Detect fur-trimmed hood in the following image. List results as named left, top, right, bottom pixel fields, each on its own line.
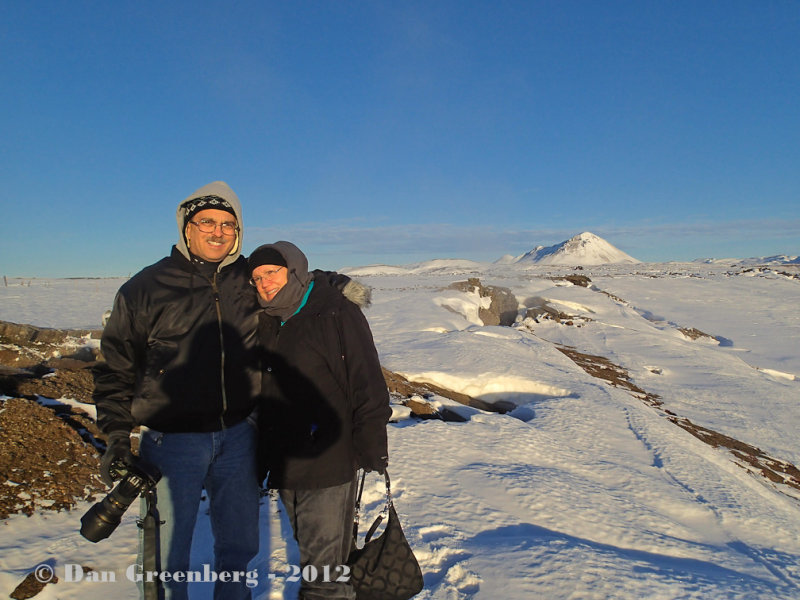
left=340, top=278, right=371, bottom=309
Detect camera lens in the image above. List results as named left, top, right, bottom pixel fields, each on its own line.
left=80, top=473, right=147, bottom=542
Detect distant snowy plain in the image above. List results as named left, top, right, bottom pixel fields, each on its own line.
left=1, top=259, right=799, bottom=599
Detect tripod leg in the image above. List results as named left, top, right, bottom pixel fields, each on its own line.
left=140, top=489, right=163, bottom=600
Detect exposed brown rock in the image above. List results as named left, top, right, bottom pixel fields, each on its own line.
left=448, top=278, right=519, bottom=326
left=0, top=397, right=106, bottom=519
left=551, top=274, right=592, bottom=287
left=678, top=327, right=714, bottom=341
left=382, top=366, right=514, bottom=419
left=10, top=570, right=59, bottom=600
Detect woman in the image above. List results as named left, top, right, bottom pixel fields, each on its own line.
left=248, top=241, right=390, bottom=600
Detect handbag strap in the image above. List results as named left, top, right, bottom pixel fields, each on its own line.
left=352, top=469, right=367, bottom=540
left=352, top=469, right=392, bottom=543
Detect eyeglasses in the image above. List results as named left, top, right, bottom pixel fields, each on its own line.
left=189, top=219, right=238, bottom=236
left=249, top=267, right=284, bottom=286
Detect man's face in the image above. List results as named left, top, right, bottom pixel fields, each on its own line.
left=185, top=208, right=238, bottom=262
left=251, top=264, right=288, bottom=302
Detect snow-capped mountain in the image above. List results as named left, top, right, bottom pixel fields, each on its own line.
left=508, top=232, right=640, bottom=265
left=735, top=255, right=800, bottom=266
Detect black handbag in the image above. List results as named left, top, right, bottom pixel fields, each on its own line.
left=347, top=470, right=424, bottom=600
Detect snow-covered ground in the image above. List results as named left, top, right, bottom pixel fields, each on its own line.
left=1, top=260, right=799, bottom=599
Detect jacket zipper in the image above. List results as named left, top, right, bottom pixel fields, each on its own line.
left=211, top=272, right=228, bottom=429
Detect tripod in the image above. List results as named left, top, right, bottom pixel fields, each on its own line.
left=139, top=488, right=163, bottom=600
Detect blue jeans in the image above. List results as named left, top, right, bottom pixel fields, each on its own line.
left=280, top=477, right=358, bottom=600
left=138, top=418, right=260, bottom=600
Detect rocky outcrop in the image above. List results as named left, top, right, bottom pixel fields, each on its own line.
left=0, top=320, right=101, bottom=345
left=519, top=296, right=592, bottom=328
left=551, top=274, right=592, bottom=287
left=382, top=367, right=516, bottom=422
left=0, top=397, right=105, bottom=519
left=448, top=278, right=519, bottom=326
left=0, top=321, right=102, bottom=368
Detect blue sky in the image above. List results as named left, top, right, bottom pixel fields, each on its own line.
left=2, top=1, right=798, bottom=277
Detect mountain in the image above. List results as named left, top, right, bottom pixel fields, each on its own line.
left=694, top=255, right=800, bottom=266
left=736, top=255, right=800, bottom=266
left=345, top=258, right=485, bottom=277
left=508, top=232, right=640, bottom=266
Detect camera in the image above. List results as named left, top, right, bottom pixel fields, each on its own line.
left=80, top=459, right=161, bottom=543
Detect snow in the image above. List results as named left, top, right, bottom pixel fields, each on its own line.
left=1, top=258, right=800, bottom=599
left=0, top=277, right=126, bottom=329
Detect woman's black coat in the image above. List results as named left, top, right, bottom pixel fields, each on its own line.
left=257, top=274, right=390, bottom=489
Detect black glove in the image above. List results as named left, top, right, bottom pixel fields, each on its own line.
left=362, top=455, right=388, bottom=475
left=100, top=431, right=135, bottom=486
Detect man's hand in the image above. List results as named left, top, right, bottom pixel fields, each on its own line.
left=100, top=431, right=135, bottom=486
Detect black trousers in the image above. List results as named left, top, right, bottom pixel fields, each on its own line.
left=280, top=476, right=358, bottom=600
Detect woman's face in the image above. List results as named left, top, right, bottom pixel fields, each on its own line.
left=251, top=264, right=288, bottom=302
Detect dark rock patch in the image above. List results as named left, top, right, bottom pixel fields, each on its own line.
left=447, top=278, right=519, bottom=326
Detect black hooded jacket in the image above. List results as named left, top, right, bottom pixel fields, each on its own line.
left=93, top=182, right=261, bottom=434
left=255, top=257, right=390, bottom=490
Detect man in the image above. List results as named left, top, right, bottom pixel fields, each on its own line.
left=93, top=181, right=261, bottom=600
left=248, top=241, right=390, bottom=600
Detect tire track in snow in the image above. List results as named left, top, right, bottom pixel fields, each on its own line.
left=552, top=344, right=800, bottom=501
